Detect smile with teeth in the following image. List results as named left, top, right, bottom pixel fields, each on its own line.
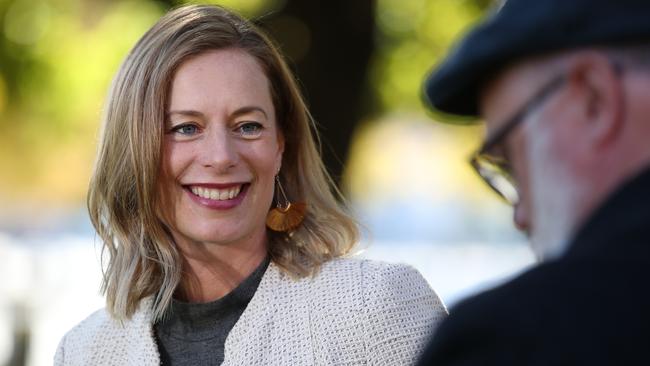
left=190, top=185, right=242, bottom=201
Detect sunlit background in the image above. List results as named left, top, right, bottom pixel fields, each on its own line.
left=0, top=0, right=533, bottom=365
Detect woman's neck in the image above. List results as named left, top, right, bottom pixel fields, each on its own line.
left=174, top=234, right=268, bottom=303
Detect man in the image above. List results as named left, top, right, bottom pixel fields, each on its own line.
left=418, top=0, right=650, bottom=364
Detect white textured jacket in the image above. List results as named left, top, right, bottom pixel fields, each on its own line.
left=54, top=258, right=447, bottom=365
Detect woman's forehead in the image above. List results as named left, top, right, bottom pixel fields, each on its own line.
left=168, top=49, right=274, bottom=116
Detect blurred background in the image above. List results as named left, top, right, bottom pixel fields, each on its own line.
left=0, top=0, right=533, bottom=365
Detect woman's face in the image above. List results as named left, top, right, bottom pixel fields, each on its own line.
left=160, top=49, right=284, bottom=250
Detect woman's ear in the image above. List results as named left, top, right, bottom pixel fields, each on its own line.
left=275, top=130, right=285, bottom=173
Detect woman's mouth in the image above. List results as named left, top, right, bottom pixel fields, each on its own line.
left=184, top=183, right=249, bottom=209
left=189, top=185, right=243, bottom=200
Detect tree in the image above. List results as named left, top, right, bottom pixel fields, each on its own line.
left=261, top=0, right=375, bottom=185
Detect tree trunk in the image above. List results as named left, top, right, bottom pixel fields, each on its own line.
left=261, top=0, right=376, bottom=186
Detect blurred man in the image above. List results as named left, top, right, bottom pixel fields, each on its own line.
left=418, top=0, right=650, bottom=364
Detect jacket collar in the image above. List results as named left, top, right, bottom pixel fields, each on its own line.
left=135, top=261, right=314, bottom=365
left=222, top=261, right=314, bottom=365
left=565, top=165, right=650, bottom=260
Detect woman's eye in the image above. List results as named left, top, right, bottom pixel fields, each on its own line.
left=170, top=124, right=199, bottom=135
left=237, top=122, right=263, bottom=137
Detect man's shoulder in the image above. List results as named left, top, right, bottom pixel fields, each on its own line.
left=443, top=266, right=547, bottom=329
left=457, top=250, right=650, bottom=318
left=448, top=257, right=603, bottom=323
left=419, top=254, right=650, bottom=365
left=416, top=261, right=584, bottom=365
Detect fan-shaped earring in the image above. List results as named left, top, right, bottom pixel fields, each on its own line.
left=266, top=175, right=306, bottom=232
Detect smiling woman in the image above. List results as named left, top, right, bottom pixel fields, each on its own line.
left=53, top=4, right=447, bottom=366
left=160, top=49, right=286, bottom=303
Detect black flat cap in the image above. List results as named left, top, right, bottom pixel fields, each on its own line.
left=424, top=0, right=650, bottom=120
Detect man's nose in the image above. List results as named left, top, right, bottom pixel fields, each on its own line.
left=513, top=200, right=530, bottom=234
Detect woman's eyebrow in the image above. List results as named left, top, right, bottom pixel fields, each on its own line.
left=166, top=110, right=205, bottom=118
left=231, top=106, right=268, bottom=119
left=166, top=106, right=268, bottom=119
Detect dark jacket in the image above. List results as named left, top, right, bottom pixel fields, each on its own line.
left=418, top=167, right=650, bottom=365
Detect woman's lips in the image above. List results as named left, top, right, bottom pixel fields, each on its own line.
left=184, top=183, right=249, bottom=210
left=190, top=185, right=242, bottom=200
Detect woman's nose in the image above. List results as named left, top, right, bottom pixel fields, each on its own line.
left=198, top=128, right=238, bottom=173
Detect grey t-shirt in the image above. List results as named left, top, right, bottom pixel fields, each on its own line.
left=154, top=257, right=270, bottom=365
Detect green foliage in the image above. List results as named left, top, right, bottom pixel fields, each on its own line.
left=372, top=0, right=489, bottom=113
left=0, top=0, right=165, bottom=203
left=344, top=0, right=495, bottom=204
left=181, top=0, right=284, bottom=17
left=0, top=0, right=491, bottom=206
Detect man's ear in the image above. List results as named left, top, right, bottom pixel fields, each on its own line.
left=566, top=52, right=625, bottom=150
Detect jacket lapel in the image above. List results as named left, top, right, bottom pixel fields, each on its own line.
left=222, top=263, right=315, bottom=365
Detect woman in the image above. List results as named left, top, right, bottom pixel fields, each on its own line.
left=55, top=4, right=446, bottom=365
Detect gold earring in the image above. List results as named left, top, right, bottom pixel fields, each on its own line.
left=266, top=175, right=306, bottom=232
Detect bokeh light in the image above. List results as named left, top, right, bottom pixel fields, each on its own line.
left=0, top=1, right=533, bottom=365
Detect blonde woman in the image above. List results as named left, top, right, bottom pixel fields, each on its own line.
left=55, top=5, right=447, bottom=365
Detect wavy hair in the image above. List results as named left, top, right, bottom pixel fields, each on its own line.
left=88, top=4, right=359, bottom=321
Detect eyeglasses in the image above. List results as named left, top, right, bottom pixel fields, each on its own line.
left=469, top=75, right=566, bottom=205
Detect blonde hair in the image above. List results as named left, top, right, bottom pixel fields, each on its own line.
left=88, top=4, right=358, bottom=321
